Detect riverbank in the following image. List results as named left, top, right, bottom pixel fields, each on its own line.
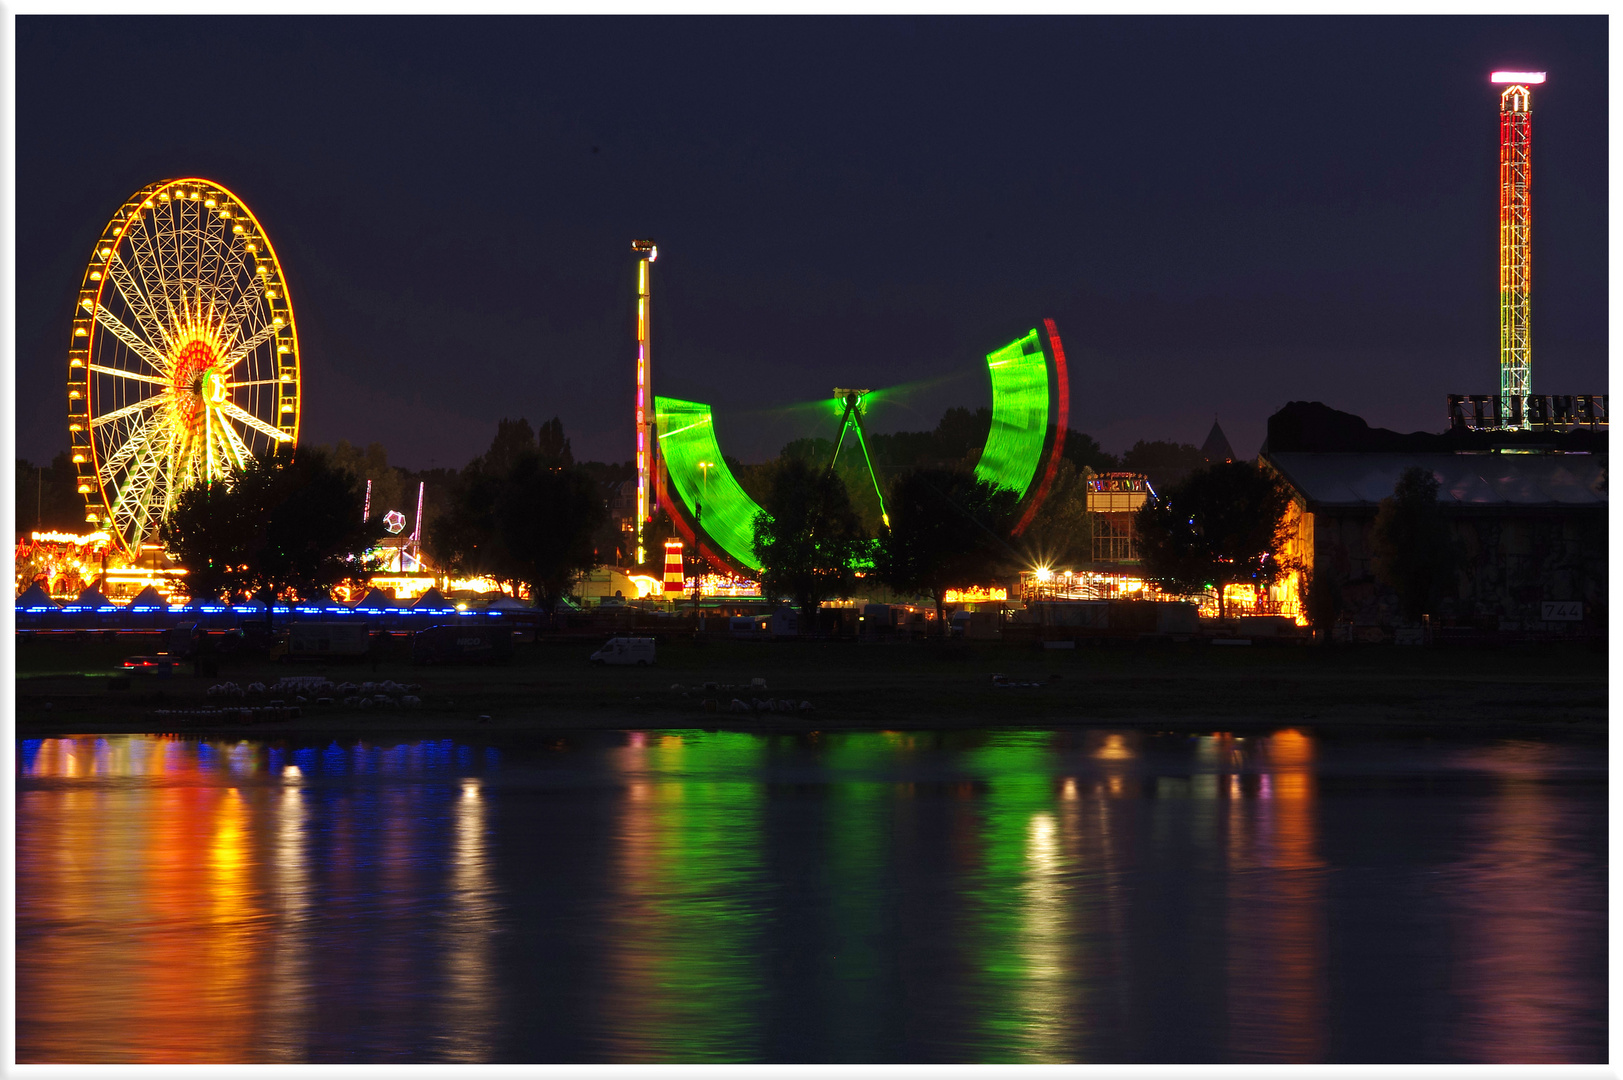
left=13, top=633, right=1609, bottom=740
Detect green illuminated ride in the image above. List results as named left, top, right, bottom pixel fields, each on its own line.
left=829, top=388, right=889, bottom=527
left=655, top=325, right=1069, bottom=574
left=973, top=329, right=1049, bottom=500
left=654, top=398, right=768, bottom=571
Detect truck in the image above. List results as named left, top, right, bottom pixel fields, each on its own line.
left=589, top=636, right=656, bottom=666
left=411, top=624, right=514, bottom=665
left=278, top=622, right=371, bottom=660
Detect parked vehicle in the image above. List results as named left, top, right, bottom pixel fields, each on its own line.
left=411, top=623, right=514, bottom=665
left=273, top=622, right=372, bottom=660
left=589, top=636, right=656, bottom=666
left=121, top=655, right=173, bottom=677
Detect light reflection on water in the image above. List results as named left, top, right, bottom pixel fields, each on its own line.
left=16, top=729, right=1606, bottom=1064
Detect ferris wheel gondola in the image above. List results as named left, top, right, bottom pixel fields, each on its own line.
left=67, top=177, right=300, bottom=557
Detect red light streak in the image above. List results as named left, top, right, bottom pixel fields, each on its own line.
left=1012, top=317, right=1070, bottom=536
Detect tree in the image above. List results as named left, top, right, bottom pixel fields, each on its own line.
left=482, top=417, right=538, bottom=477
left=1371, top=466, right=1457, bottom=621
left=495, top=453, right=607, bottom=612
left=1299, top=565, right=1345, bottom=645
left=931, top=407, right=992, bottom=463
left=160, top=446, right=386, bottom=620
left=535, top=416, right=574, bottom=468
left=872, top=467, right=1020, bottom=631
left=1061, top=430, right=1119, bottom=475
left=1120, top=439, right=1207, bottom=491
left=426, top=464, right=512, bottom=592
left=427, top=418, right=608, bottom=606
left=15, top=453, right=88, bottom=533
left=1014, top=458, right=1092, bottom=569
left=1135, top=460, right=1293, bottom=621
left=323, top=440, right=406, bottom=521
left=752, top=458, right=869, bottom=635
left=426, top=418, right=543, bottom=595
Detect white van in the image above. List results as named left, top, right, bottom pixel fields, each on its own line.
left=589, top=636, right=656, bottom=666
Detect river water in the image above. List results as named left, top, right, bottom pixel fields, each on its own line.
left=15, top=728, right=1606, bottom=1063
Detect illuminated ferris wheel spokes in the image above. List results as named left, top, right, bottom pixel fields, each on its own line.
left=69, top=178, right=302, bottom=555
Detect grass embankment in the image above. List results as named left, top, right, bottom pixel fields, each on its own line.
left=12, top=632, right=1608, bottom=739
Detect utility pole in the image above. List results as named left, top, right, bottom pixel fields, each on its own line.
left=694, top=461, right=713, bottom=611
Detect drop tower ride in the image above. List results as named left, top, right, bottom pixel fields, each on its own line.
left=632, top=239, right=658, bottom=564
left=1491, top=70, right=1544, bottom=424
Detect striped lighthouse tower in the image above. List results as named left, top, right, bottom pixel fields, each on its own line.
left=662, top=540, right=685, bottom=598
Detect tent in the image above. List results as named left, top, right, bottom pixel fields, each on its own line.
left=15, top=582, right=58, bottom=611
left=411, top=587, right=449, bottom=610
left=352, top=588, right=395, bottom=610
left=294, top=586, right=349, bottom=610
left=71, top=583, right=112, bottom=609
left=486, top=596, right=531, bottom=611
left=127, top=585, right=166, bottom=610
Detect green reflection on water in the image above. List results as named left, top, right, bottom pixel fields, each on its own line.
left=812, top=732, right=902, bottom=1059
left=605, top=731, right=768, bottom=1061
left=961, top=731, right=1086, bottom=1062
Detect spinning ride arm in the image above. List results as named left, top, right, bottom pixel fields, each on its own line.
left=654, top=397, right=766, bottom=572
left=974, top=329, right=1050, bottom=501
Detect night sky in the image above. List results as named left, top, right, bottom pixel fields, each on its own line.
left=15, top=15, right=1607, bottom=471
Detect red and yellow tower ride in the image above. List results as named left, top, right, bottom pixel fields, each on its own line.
left=1491, top=70, right=1544, bottom=425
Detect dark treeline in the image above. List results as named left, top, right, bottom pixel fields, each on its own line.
left=742, top=410, right=1285, bottom=632
left=422, top=417, right=613, bottom=608
left=33, top=402, right=1297, bottom=626
left=14, top=454, right=87, bottom=533
left=733, top=408, right=1206, bottom=528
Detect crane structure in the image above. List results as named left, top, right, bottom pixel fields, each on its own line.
left=631, top=239, right=658, bottom=563
left=1492, top=70, right=1544, bottom=424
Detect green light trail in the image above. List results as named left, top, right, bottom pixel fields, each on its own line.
left=655, top=397, right=766, bottom=571
left=974, top=330, right=1049, bottom=500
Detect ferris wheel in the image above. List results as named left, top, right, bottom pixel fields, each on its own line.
left=67, top=177, right=300, bottom=556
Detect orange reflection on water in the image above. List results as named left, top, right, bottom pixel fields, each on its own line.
left=18, top=734, right=503, bottom=1064
left=1225, top=728, right=1326, bottom=1063
left=1446, top=741, right=1604, bottom=1062
left=19, top=739, right=272, bottom=1063
left=440, top=779, right=497, bottom=1061
left=263, top=785, right=311, bottom=1061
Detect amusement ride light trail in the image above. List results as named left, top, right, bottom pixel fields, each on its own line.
left=68, top=178, right=301, bottom=557
left=638, top=243, right=1071, bottom=574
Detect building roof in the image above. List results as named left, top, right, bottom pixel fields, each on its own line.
left=1200, top=420, right=1236, bottom=463
left=1264, top=400, right=1607, bottom=455
left=1266, top=452, right=1607, bottom=510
